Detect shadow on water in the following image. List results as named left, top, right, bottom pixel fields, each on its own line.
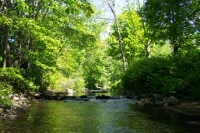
left=133, top=105, right=200, bottom=133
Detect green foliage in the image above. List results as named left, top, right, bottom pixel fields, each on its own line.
left=122, top=56, right=170, bottom=95
left=122, top=50, right=200, bottom=100
left=151, top=44, right=172, bottom=56
left=63, top=77, right=85, bottom=92
left=0, top=68, right=27, bottom=90
left=168, top=50, right=200, bottom=99
left=0, top=0, right=95, bottom=94
left=0, top=82, right=13, bottom=105
left=141, top=0, right=200, bottom=54
left=0, top=68, right=39, bottom=92
left=83, top=41, right=114, bottom=90
left=107, top=8, right=146, bottom=66
left=0, top=0, right=199, bottom=103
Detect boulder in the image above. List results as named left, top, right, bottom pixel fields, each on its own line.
left=5, top=109, right=16, bottom=115
left=136, top=98, right=153, bottom=106
left=13, top=96, right=20, bottom=101
left=155, top=101, right=164, bottom=106
left=0, top=108, right=4, bottom=115
left=7, top=114, right=17, bottom=120
left=164, top=96, right=179, bottom=106
left=33, top=93, right=42, bottom=99
left=187, top=121, right=200, bottom=126
left=11, top=93, right=31, bottom=109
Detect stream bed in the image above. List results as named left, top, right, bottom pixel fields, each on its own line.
left=0, top=99, right=200, bottom=133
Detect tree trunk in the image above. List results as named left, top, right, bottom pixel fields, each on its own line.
left=108, top=2, right=127, bottom=71
left=145, top=40, right=151, bottom=58
left=2, top=25, right=10, bottom=68
left=173, top=41, right=179, bottom=55
left=14, top=29, right=23, bottom=67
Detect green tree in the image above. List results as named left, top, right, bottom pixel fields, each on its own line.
left=107, top=8, right=146, bottom=67
left=0, top=0, right=94, bottom=92
left=141, top=0, right=200, bottom=54
left=107, top=0, right=127, bottom=71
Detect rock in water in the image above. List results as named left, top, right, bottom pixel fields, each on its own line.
left=165, top=96, right=179, bottom=106
left=0, top=108, right=4, bottom=115
left=187, top=121, right=200, bottom=126
left=7, top=114, right=17, bottom=120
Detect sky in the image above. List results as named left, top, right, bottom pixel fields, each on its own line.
left=91, top=0, right=128, bottom=19
left=90, top=0, right=128, bottom=39
left=90, top=0, right=145, bottom=39
left=91, top=0, right=145, bottom=18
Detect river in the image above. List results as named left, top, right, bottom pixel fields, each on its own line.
left=0, top=99, right=200, bottom=132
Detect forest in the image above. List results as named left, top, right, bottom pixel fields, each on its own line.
left=0, top=0, right=199, bottom=105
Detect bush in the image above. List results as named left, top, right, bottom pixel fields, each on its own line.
left=168, top=50, right=200, bottom=99
left=0, top=68, right=39, bottom=92
left=0, top=82, right=12, bottom=105
left=0, top=68, right=27, bottom=90
left=122, top=56, right=170, bottom=95
left=122, top=50, right=200, bottom=100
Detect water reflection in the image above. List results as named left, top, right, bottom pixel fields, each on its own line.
left=0, top=100, right=200, bottom=132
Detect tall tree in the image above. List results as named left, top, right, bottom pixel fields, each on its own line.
left=125, top=0, right=152, bottom=58
left=141, top=0, right=200, bottom=54
left=107, top=0, right=127, bottom=71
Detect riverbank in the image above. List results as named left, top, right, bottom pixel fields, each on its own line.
left=0, top=93, right=31, bottom=120
left=136, top=96, right=200, bottom=118
left=167, top=101, right=200, bottom=116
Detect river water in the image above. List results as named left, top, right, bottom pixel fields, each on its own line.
left=0, top=99, right=200, bottom=133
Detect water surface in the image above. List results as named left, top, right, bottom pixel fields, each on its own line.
left=0, top=99, right=200, bottom=133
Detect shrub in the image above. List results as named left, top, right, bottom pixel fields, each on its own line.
left=0, top=82, right=12, bottom=105
left=122, top=50, right=200, bottom=100
left=122, top=56, right=170, bottom=95
left=0, top=68, right=27, bottom=90
left=0, top=68, right=39, bottom=92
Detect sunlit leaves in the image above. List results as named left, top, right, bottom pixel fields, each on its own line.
left=14, top=0, right=29, bottom=12
left=0, top=15, right=12, bottom=26
left=0, top=0, right=95, bottom=92
left=107, top=8, right=146, bottom=65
